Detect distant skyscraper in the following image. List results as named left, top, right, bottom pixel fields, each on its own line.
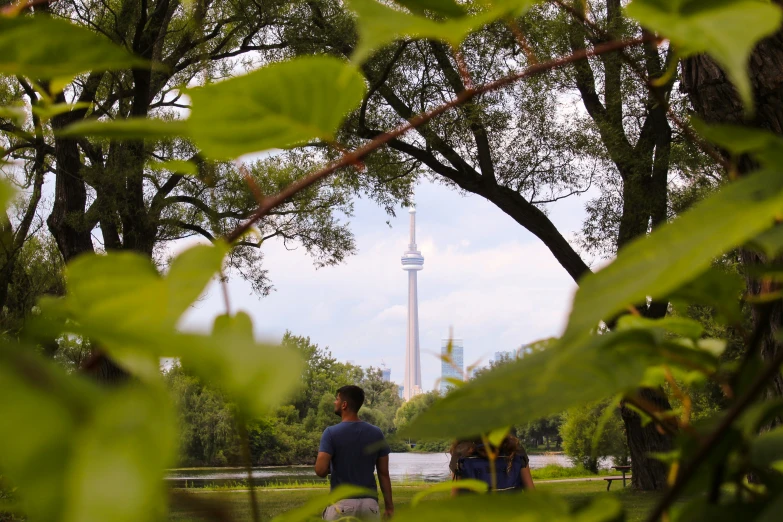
left=398, top=385, right=404, bottom=399
left=440, top=339, right=464, bottom=393
left=493, top=350, right=514, bottom=364
left=381, top=368, right=391, bottom=382
left=401, top=207, right=424, bottom=401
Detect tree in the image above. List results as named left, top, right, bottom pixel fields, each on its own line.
left=284, top=1, right=727, bottom=488
left=560, top=400, right=628, bottom=473
left=0, top=1, right=411, bottom=379
left=0, top=234, right=64, bottom=334
left=518, top=414, right=563, bottom=449
left=165, top=364, right=239, bottom=466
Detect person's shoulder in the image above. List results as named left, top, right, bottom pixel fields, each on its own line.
left=362, top=421, right=385, bottom=436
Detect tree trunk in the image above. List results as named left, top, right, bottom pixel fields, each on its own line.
left=47, top=116, right=94, bottom=262
left=621, top=387, right=672, bottom=490
left=681, top=18, right=783, bottom=404
left=615, top=124, right=674, bottom=491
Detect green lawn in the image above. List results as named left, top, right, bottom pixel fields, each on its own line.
left=169, top=480, right=662, bottom=521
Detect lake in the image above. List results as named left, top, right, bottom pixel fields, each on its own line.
left=166, top=452, right=575, bottom=488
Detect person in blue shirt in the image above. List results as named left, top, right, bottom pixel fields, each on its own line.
left=315, top=385, right=394, bottom=520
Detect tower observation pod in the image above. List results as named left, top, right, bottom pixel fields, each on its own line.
left=401, top=207, right=424, bottom=401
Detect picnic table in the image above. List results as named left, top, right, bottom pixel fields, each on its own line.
left=603, top=465, right=631, bottom=491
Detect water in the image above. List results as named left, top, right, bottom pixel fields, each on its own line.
left=166, top=452, right=573, bottom=488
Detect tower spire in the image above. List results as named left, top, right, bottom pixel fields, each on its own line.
left=401, top=207, right=424, bottom=401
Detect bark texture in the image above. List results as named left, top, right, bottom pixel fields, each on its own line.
left=621, top=387, right=672, bottom=490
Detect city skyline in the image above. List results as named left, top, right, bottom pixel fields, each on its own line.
left=440, top=339, right=464, bottom=393
left=179, top=179, right=580, bottom=394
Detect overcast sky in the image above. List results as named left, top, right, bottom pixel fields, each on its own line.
left=178, top=178, right=593, bottom=392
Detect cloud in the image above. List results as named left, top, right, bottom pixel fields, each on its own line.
left=179, top=179, right=583, bottom=392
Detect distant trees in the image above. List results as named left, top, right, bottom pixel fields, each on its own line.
left=165, top=331, right=405, bottom=466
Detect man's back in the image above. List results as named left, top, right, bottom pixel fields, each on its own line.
left=319, top=420, right=390, bottom=495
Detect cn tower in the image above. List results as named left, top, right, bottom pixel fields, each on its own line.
left=401, top=207, right=424, bottom=401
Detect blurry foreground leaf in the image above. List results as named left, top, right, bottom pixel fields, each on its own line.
left=0, top=16, right=147, bottom=78
left=616, top=315, right=705, bottom=340
left=0, top=346, right=176, bottom=522
left=411, top=480, right=488, bottom=506
left=46, top=243, right=226, bottom=378
left=149, top=159, right=198, bottom=175
left=348, top=0, right=538, bottom=63
left=58, top=118, right=187, bottom=140
left=188, top=56, right=366, bottom=159
left=668, top=268, right=745, bottom=324
left=405, top=329, right=668, bottom=438
left=564, top=168, right=783, bottom=342
left=182, top=312, right=305, bottom=418
left=627, top=0, right=782, bottom=110
left=750, top=426, right=783, bottom=469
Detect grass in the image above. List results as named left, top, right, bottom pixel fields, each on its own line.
left=169, top=480, right=662, bottom=521
left=531, top=464, right=614, bottom=480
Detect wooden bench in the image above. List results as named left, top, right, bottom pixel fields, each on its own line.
left=603, top=477, right=628, bottom=490
left=604, top=477, right=625, bottom=491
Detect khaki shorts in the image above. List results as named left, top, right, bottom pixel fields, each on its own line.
left=322, top=498, right=380, bottom=520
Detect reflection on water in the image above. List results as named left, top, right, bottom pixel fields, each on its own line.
left=166, top=452, right=575, bottom=488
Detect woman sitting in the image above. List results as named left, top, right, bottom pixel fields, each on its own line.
left=448, top=435, right=535, bottom=494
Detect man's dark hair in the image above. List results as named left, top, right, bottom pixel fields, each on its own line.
left=336, top=385, right=365, bottom=412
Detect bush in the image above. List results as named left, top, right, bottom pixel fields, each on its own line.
left=387, top=439, right=411, bottom=452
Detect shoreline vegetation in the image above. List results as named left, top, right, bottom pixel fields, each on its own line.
left=171, top=464, right=615, bottom=491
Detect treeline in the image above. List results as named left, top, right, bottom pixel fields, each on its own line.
left=165, top=332, right=405, bottom=467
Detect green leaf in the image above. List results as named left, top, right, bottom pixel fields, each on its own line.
left=181, top=312, right=305, bottom=418
left=403, top=329, right=666, bottom=439
left=626, top=0, right=782, bottom=110
left=0, top=16, right=148, bottom=78
left=0, top=179, right=16, bottom=214
left=668, top=267, right=745, bottom=324
left=188, top=56, right=366, bottom=159
left=58, top=118, right=188, bottom=140
left=750, top=426, right=783, bottom=469
left=49, top=243, right=227, bottom=378
left=66, top=384, right=177, bottom=522
left=31, top=102, right=92, bottom=122
left=690, top=119, right=783, bottom=159
left=616, top=315, right=705, bottom=340
left=271, top=485, right=374, bottom=522
left=148, top=159, right=198, bottom=175
left=564, top=169, right=783, bottom=343
left=410, top=480, right=488, bottom=507
left=749, top=225, right=783, bottom=259
left=347, top=0, right=537, bottom=64
left=486, top=426, right=511, bottom=448
left=0, top=345, right=176, bottom=522
left=394, top=0, right=467, bottom=17
left=0, top=105, right=27, bottom=126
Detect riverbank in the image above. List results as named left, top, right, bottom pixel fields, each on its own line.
left=166, top=452, right=598, bottom=488
left=169, top=481, right=660, bottom=521
left=174, top=464, right=614, bottom=491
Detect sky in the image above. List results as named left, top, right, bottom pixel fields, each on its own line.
left=178, top=178, right=593, bottom=392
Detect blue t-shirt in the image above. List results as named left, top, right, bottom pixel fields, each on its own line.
left=318, top=421, right=390, bottom=497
